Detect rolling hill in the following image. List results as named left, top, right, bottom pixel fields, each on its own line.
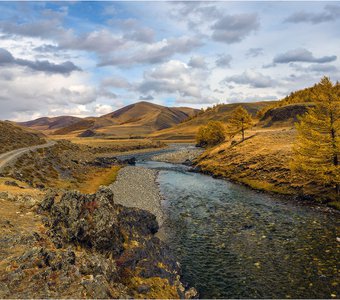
left=18, top=116, right=83, bottom=133
left=20, top=101, right=199, bottom=138
left=0, top=121, right=46, bottom=154
left=149, top=101, right=277, bottom=141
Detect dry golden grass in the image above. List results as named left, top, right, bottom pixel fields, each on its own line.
left=77, top=165, right=121, bottom=194
left=0, top=177, right=44, bottom=197
left=0, top=196, right=45, bottom=275
left=197, top=127, right=296, bottom=195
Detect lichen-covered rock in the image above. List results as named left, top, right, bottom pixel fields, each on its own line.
left=44, top=187, right=159, bottom=257
left=1, top=187, right=196, bottom=299
left=37, top=187, right=194, bottom=298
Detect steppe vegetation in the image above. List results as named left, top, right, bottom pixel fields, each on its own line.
left=0, top=121, right=45, bottom=154
left=196, top=77, right=340, bottom=207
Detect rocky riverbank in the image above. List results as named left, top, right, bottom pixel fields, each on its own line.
left=110, top=166, right=164, bottom=226
left=152, top=147, right=203, bottom=165
left=0, top=187, right=196, bottom=298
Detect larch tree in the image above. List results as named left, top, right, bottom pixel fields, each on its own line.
left=291, top=77, right=340, bottom=198
left=227, top=106, right=253, bottom=141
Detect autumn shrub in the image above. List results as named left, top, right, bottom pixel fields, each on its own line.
left=196, top=121, right=226, bottom=147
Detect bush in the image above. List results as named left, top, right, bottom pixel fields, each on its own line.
left=196, top=121, right=226, bottom=147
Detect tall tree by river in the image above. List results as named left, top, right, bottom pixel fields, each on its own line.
left=291, top=77, right=340, bottom=199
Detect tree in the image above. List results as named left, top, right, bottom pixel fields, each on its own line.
left=291, top=77, right=340, bottom=198
left=196, top=121, right=226, bottom=147
left=227, top=106, right=253, bottom=141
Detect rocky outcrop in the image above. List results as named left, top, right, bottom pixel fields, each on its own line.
left=78, top=129, right=97, bottom=137
left=41, top=188, right=158, bottom=255
left=10, top=187, right=194, bottom=299
left=260, top=103, right=314, bottom=127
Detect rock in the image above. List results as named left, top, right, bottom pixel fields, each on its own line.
left=88, top=157, right=118, bottom=168
left=78, top=129, right=96, bottom=138
left=183, top=159, right=193, bottom=166
left=185, top=287, right=198, bottom=299
left=39, top=192, right=56, bottom=212
left=121, top=157, right=136, bottom=165
left=4, top=180, right=19, bottom=187
left=46, top=188, right=124, bottom=255
left=137, top=284, right=151, bottom=294
left=7, top=186, right=194, bottom=299
left=81, top=275, right=113, bottom=298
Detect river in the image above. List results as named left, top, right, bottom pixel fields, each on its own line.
left=121, top=145, right=339, bottom=299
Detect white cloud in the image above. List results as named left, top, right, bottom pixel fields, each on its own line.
left=222, top=70, right=276, bottom=88
left=138, top=60, right=206, bottom=98
left=94, top=104, right=114, bottom=115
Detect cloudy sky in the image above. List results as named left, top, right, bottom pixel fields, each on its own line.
left=0, top=1, right=339, bottom=121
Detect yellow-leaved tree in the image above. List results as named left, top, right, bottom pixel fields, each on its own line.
left=196, top=121, right=226, bottom=147
left=227, top=106, right=253, bottom=141
left=291, top=77, right=340, bottom=199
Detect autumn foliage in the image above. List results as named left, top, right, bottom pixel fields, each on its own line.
left=291, top=77, right=340, bottom=199
left=196, top=121, right=226, bottom=147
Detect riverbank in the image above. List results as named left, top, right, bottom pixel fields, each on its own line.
left=195, top=129, right=340, bottom=210
left=152, top=147, right=203, bottom=164
left=110, top=166, right=164, bottom=226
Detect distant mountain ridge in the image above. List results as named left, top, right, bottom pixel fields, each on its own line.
left=19, top=101, right=199, bottom=137
left=18, top=116, right=83, bottom=132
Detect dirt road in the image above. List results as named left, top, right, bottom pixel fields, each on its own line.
left=0, top=141, right=56, bottom=172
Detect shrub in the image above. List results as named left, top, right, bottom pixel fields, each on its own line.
left=196, top=121, right=226, bottom=147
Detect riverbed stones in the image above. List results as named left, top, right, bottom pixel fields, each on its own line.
left=110, top=166, right=164, bottom=225
left=152, top=148, right=203, bottom=164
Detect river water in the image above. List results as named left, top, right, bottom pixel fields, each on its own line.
left=124, top=145, right=339, bottom=299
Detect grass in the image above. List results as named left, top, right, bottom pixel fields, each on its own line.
left=197, top=127, right=298, bottom=196
left=0, top=177, right=44, bottom=197
left=197, top=127, right=340, bottom=207
left=128, top=276, right=179, bottom=299
left=238, top=178, right=293, bottom=195
left=77, top=165, right=121, bottom=194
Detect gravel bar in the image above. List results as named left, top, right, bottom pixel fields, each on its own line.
left=110, top=166, right=164, bottom=225
left=152, top=148, right=204, bottom=164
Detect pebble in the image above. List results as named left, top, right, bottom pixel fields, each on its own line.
left=152, top=148, right=203, bottom=164
left=110, top=166, right=164, bottom=226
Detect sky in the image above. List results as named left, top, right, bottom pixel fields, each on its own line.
left=0, top=1, right=339, bottom=121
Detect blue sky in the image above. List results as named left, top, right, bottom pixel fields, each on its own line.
left=0, top=1, right=339, bottom=121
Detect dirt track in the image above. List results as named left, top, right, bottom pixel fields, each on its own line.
left=0, top=141, right=56, bottom=172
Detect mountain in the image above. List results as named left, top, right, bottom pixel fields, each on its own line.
left=22, top=101, right=199, bottom=137
left=18, top=116, right=83, bottom=133
left=149, top=101, right=277, bottom=141
left=0, top=121, right=46, bottom=154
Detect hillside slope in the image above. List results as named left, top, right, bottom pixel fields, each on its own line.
left=21, top=102, right=198, bottom=138
left=258, top=103, right=314, bottom=128
left=150, top=101, right=276, bottom=141
left=0, top=121, right=45, bottom=154
left=197, top=129, right=296, bottom=195
left=18, top=116, right=83, bottom=133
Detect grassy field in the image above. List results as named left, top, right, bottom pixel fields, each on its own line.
left=50, top=135, right=165, bottom=150
left=77, top=165, right=121, bottom=194
left=197, top=127, right=295, bottom=194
